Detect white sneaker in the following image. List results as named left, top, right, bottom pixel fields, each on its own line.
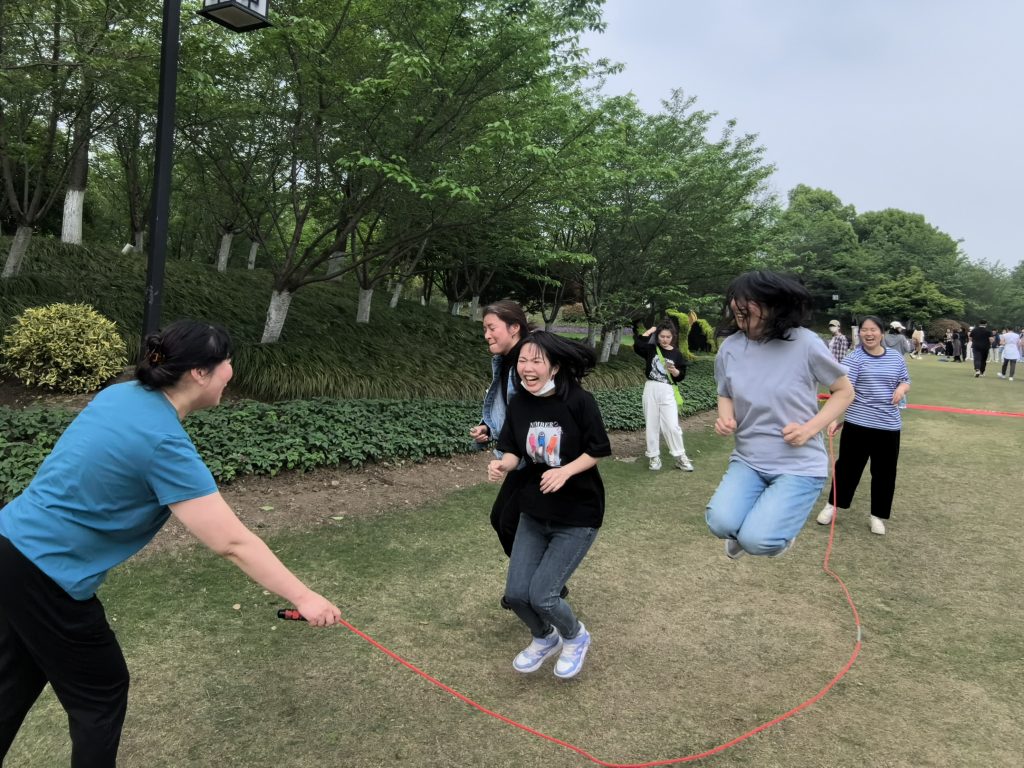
left=649, top=456, right=662, bottom=471
left=869, top=516, right=886, bottom=535
left=997, top=373, right=1005, bottom=378
left=674, top=455, right=694, bottom=471
left=816, top=503, right=835, bottom=525
left=1010, top=377, right=1014, bottom=382
left=724, top=538, right=746, bottom=559
left=553, top=624, right=591, bottom=679
left=512, top=630, right=562, bottom=673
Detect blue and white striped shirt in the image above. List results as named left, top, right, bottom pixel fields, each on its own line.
left=843, top=347, right=911, bottom=431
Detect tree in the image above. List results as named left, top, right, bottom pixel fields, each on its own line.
left=1, top=0, right=130, bottom=272
left=851, top=266, right=964, bottom=321
left=766, top=185, right=867, bottom=317
left=853, top=208, right=969, bottom=314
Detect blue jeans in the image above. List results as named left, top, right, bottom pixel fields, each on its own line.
left=504, top=514, right=597, bottom=639
left=706, top=460, right=825, bottom=556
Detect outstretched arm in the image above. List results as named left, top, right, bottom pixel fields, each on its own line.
left=172, top=493, right=341, bottom=627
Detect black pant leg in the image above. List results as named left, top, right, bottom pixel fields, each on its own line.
left=0, top=579, right=48, bottom=760
left=0, top=537, right=129, bottom=768
left=489, top=469, right=524, bottom=557
left=867, top=427, right=901, bottom=520
left=829, top=422, right=871, bottom=508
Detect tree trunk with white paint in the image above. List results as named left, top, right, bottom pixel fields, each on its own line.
left=216, top=232, right=234, bottom=272
left=469, top=295, right=482, bottom=320
left=356, top=287, right=373, bottom=323
left=61, top=189, right=85, bottom=245
left=247, top=241, right=259, bottom=270
left=586, top=324, right=598, bottom=348
left=599, top=329, right=614, bottom=362
left=61, top=111, right=90, bottom=245
left=327, top=250, right=344, bottom=278
left=133, top=230, right=144, bottom=252
left=450, top=302, right=462, bottom=317
left=260, top=289, right=293, bottom=343
left=389, top=280, right=404, bottom=308
left=2, top=226, right=34, bottom=278
left=611, top=327, right=624, bottom=356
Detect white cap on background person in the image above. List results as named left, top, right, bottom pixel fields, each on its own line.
left=890, top=321, right=905, bottom=331
left=828, top=319, right=840, bottom=329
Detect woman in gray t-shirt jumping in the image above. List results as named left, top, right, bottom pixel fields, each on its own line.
left=706, top=271, right=854, bottom=559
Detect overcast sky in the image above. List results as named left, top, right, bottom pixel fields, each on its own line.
left=580, top=0, right=1024, bottom=270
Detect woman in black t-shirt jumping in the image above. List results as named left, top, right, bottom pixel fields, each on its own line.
left=488, top=331, right=611, bottom=680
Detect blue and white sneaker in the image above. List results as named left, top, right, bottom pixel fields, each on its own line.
left=554, top=623, right=591, bottom=679
left=513, top=630, right=562, bottom=673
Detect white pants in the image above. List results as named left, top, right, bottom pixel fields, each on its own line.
left=643, top=380, right=687, bottom=458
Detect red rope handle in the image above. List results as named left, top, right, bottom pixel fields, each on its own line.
left=278, top=430, right=863, bottom=766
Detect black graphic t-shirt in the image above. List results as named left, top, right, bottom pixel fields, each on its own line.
left=496, top=386, right=612, bottom=528
left=633, top=334, right=687, bottom=384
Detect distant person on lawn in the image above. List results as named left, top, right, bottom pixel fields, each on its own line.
left=997, top=326, right=1021, bottom=381
left=0, top=320, right=341, bottom=768
left=969, top=320, right=994, bottom=376
left=706, top=271, right=854, bottom=559
left=633, top=320, right=694, bottom=472
left=827, top=319, right=850, bottom=363
left=488, top=331, right=611, bottom=679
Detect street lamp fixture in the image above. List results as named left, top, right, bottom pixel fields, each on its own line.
left=198, top=0, right=271, bottom=32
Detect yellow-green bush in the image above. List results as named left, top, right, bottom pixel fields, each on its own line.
left=1, top=303, right=127, bottom=393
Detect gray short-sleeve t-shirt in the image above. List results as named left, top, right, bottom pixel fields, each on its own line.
left=715, top=327, right=847, bottom=477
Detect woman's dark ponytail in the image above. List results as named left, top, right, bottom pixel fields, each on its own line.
left=135, top=320, right=233, bottom=390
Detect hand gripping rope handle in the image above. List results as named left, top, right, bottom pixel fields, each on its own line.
left=275, top=431, right=863, bottom=767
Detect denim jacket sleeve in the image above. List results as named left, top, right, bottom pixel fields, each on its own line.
left=477, top=355, right=508, bottom=456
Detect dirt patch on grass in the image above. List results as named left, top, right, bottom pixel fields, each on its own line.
left=147, top=411, right=717, bottom=555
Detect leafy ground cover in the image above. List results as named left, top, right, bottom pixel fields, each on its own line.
left=0, top=363, right=718, bottom=500
left=7, top=357, right=1022, bottom=767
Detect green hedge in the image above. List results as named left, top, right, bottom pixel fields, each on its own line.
left=0, top=363, right=716, bottom=501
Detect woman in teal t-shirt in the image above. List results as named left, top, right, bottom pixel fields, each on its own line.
left=0, top=320, right=341, bottom=767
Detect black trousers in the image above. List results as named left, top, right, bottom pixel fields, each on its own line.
left=489, top=469, right=525, bottom=557
left=974, top=348, right=989, bottom=374
left=1001, top=359, right=1017, bottom=377
left=827, top=421, right=901, bottom=520
left=0, top=536, right=129, bottom=768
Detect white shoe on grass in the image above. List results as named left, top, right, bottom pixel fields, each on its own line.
left=513, top=630, right=562, bottom=673
left=816, top=503, right=835, bottom=525
left=554, top=624, right=591, bottom=679
left=869, top=515, right=886, bottom=535
left=649, top=456, right=662, bottom=471
left=674, top=455, right=694, bottom=471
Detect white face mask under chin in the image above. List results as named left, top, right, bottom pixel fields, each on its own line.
left=537, top=378, right=556, bottom=396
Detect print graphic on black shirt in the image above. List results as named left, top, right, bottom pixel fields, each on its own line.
left=527, top=423, right=562, bottom=466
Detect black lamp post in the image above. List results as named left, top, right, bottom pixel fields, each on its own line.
left=141, top=0, right=270, bottom=340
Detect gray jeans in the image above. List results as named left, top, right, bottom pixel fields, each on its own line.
left=504, top=513, right=596, bottom=640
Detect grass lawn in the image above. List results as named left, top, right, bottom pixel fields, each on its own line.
left=9, top=355, right=1022, bottom=767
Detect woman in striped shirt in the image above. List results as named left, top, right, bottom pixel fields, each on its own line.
left=816, top=315, right=911, bottom=535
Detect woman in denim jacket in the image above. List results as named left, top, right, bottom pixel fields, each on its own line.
left=469, top=301, right=530, bottom=560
